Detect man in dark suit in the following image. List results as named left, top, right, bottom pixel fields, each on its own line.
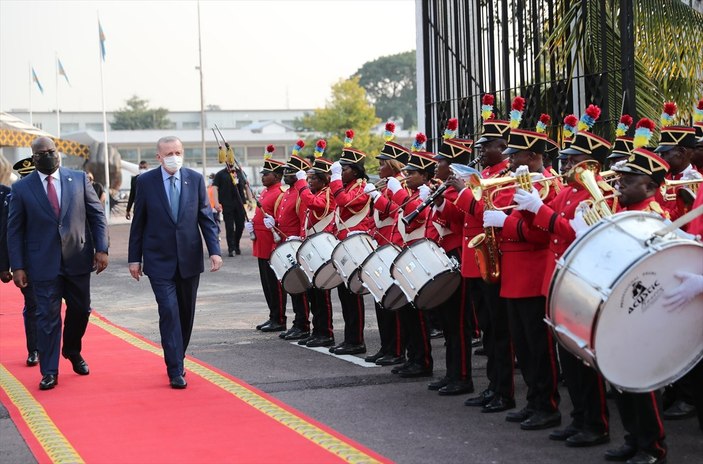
left=128, top=136, right=222, bottom=389
left=7, top=137, right=109, bottom=391
left=125, top=160, right=148, bottom=220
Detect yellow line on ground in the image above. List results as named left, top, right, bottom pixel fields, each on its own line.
left=89, top=316, right=384, bottom=464
left=0, top=365, right=84, bottom=464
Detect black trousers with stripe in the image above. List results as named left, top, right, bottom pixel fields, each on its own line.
left=307, top=288, right=334, bottom=338
left=336, top=285, right=365, bottom=345
left=258, top=258, right=286, bottom=325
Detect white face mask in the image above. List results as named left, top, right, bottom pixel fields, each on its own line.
left=163, top=155, right=183, bottom=173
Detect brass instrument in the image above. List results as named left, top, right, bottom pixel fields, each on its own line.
left=661, top=178, right=702, bottom=202
left=600, top=170, right=619, bottom=185
left=549, top=168, right=563, bottom=194
left=467, top=171, right=552, bottom=211
left=572, top=160, right=614, bottom=226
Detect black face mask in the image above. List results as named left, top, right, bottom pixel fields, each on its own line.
left=34, top=152, right=60, bottom=175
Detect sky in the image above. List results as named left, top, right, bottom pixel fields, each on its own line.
left=0, top=0, right=417, bottom=113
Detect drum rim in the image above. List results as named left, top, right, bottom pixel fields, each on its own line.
left=359, top=243, right=401, bottom=270
left=312, top=262, right=343, bottom=289
left=281, top=265, right=311, bottom=294
left=381, top=283, right=410, bottom=311
left=412, top=269, right=460, bottom=310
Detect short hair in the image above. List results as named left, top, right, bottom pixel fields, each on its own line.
left=156, top=136, right=182, bottom=151
left=139, top=160, right=148, bottom=167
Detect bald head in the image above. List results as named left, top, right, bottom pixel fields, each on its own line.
left=31, top=136, right=60, bottom=174
left=31, top=136, right=56, bottom=153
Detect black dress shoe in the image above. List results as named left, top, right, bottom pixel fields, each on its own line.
left=398, top=363, right=433, bottom=378
left=26, top=351, right=39, bottom=366
left=566, top=430, right=610, bottom=447
left=329, top=341, right=347, bottom=353
left=391, top=361, right=413, bottom=374
left=605, top=443, right=637, bottom=461
left=506, top=406, right=534, bottom=423
left=234, top=247, right=241, bottom=255
left=333, top=343, right=366, bottom=355
left=549, top=424, right=580, bottom=440
left=279, top=328, right=294, bottom=339
left=65, top=353, right=89, bottom=375
left=306, top=336, right=335, bottom=348
left=261, top=322, right=286, bottom=332
left=364, top=351, right=385, bottom=363
left=520, top=410, right=562, bottom=430
left=662, top=400, right=696, bottom=420
left=625, top=451, right=666, bottom=464
left=298, top=335, right=315, bottom=345
left=481, top=395, right=516, bottom=413
left=428, top=377, right=449, bottom=391
left=256, top=319, right=273, bottom=330
left=465, top=389, right=495, bottom=407
left=169, top=375, right=187, bottom=389
left=39, top=374, right=58, bottom=390
left=376, top=355, right=405, bottom=366
left=284, top=328, right=310, bottom=341
left=438, top=381, right=475, bottom=396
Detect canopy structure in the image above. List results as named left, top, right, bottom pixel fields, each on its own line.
left=0, top=112, right=90, bottom=158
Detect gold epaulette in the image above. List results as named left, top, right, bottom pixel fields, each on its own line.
left=647, top=201, right=670, bottom=219
left=281, top=185, right=289, bottom=192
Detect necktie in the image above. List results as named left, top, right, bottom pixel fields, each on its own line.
left=169, top=175, right=180, bottom=220
left=46, top=175, right=60, bottom=218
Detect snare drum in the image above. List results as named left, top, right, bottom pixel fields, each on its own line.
left=332, top=232, right=377, bottom=294
left=269, top=239, right=310, bottom=294
left=548, top=211, right=703, bottom=392
left=296, top=232, right=343, bottom=290
left=359, top=245, right=409, bottom=310
left=391, top=239, right=460, bottom=310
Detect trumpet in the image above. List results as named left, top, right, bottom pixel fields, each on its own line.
left=467, top=171, right=553, bottom=210
left=661, top=178, right=702, bottom=202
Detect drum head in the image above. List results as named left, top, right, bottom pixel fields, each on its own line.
left=282, top=267, right=311, bottom=294
left=348, top=270, right=369, bottom=295
left=314, top=262, right=343, bottom=289
left=382, top=284, right=409, bottom=311
left=414, top=270, right=460, bottom=310
left=595, top=242, right=703, bottom=392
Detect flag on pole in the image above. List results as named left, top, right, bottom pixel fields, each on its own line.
left=31, top=67, right=44, bottom=94
left=57, top=58, right=71, bottom=86
left=98, top=20, right=106, bottom=61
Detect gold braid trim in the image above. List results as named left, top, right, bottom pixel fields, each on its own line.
left=313, top=188, right=331, bottom=220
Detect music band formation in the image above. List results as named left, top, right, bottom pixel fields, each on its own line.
left=248, top=96, right=703, bottom=464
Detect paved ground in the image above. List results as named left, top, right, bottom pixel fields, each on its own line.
left=1, top=218, right=702, bottom=463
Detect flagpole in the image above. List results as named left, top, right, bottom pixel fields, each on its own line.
left=55, top=52, right=61, bottom=137
left=197, top=0, right=207, bottom=177
left=98, top=14, right=110, bottom=221
left=28, top=63, right=33, bottom=126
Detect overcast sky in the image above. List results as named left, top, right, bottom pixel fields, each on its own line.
left=0, top=0, right=416, bottom=113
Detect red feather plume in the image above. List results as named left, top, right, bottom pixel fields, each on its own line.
left=564, top=115, right=578, bottom=127
left=585, top=104, right=601, bottom=120
left=482, top=94, right=494, bottom=106
left=511, top=96, right=525, bottom=111
left=698, top=99, right=703, bottom=110
left=415, top=132, right=427, bottom=144
left=316, top=139, right=326, bottom=149
left=447, top=118, right=458, bottom=131
left=385, top=121, right=396, bottom=132
left=663, top=101, right=677, bottom=116
left=636, top=118, right=656, bottom=130
left=539, top=114, right=551, bottom=125
left=296, top=139, right=305, bottom=148
left=620, top=114, right=633, bottom=126
left=345, top=129, right=354, bottom=139
left=266, top=144, right=275, bottom=153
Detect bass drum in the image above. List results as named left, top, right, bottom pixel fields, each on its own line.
left=269, top=239, right=310, bottom=294
left=296, top=232, right=343, bottom=290
left=359, top=245, right=409, bottom=311
left=548, top=211, right=703, bottom=392
left=391, top=239, right=460, bottom=310
left=331, top=232, right=377, bottom=294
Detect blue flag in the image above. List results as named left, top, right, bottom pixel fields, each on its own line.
left=98, top=20, right=106, bottom=61
left=58, top=58, right=70, bottom=86
left=31, top=67, right=43, bottom=94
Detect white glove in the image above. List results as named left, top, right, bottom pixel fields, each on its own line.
left=263, top=215, right=276, bottom=229
left=662, top=271, right=703, bottom=311
left=514, top=188, right=543, bottom=213
left=611, top=160, right=627, bottom=171
left=295, top=170, right=306, bottom=181
left=287, top=235, right=301, bottom=241
left=418, top=185, right=431, bottom=202
left=331, top=161, right=342, bottom=176
left=364, top=183, right=380, bottom=200
left=483, top=210, right=508, bottom=228
left=244, top=221, right=254, bottom=233
left=569, top=203, right=591, bottom=239
left=512, top=165, right=530, bottom=178
left=682, top=167, right=703, bottom=181
left=386, top=177, right=402, bottom=194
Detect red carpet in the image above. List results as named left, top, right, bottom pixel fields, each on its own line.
left=0, top=284, right=390, bottom=464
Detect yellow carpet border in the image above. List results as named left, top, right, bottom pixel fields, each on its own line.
left=0, top=365, right=84, bottom=464
left=89, top=316, right=383, bottom=464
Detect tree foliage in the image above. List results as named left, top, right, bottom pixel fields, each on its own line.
left=296, top=77, right=382, bottom=172
left=353, top=51, right=417, bottom=130
left=111, top=96, right=171, bottom=130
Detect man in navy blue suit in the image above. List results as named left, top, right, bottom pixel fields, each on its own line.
left=128, top=136, right=222, bottom=389
left=7, top=137, right=109, bottom=391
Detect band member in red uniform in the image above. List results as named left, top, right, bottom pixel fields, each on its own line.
left=485, top=118, right=562, bottom=429
left=655, top=124, right=700, bottom=222
left=363, top=122, right=409, bottom=366
left=246, top=146, right=287, bottom=332
left=275, top=140, right=311, bottom=341
left=514, top=105, right=612, bottom=445
left=293, top=140, right=336, bottom=348
left=442, top=98, right=513, bottom=410
left=389, top=136, right=436, bottom=378
left=425, top=118, right=476, bottom=395
left=328, top=130, right=373, bottom=356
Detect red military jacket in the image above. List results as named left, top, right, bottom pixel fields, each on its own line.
left=660, top=164, right=699, bottom=223
left=275, top=185, right=305, bottom=239
left=617, top=196, right=668, bottom=217
left=329, top=178, right=373, bottom=240
left=498, top=168, right=559, bottom=298
left=392, top=187, right=430, bottom=246
left=371, top=176, right=404, bottom=246
left=428, top=186, right=462, bottom=253
left=294, top=180, right=336, bottom=238
left=252, top=182, right=285, bottom=259
left=687, top=187, right=703, bottom=236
